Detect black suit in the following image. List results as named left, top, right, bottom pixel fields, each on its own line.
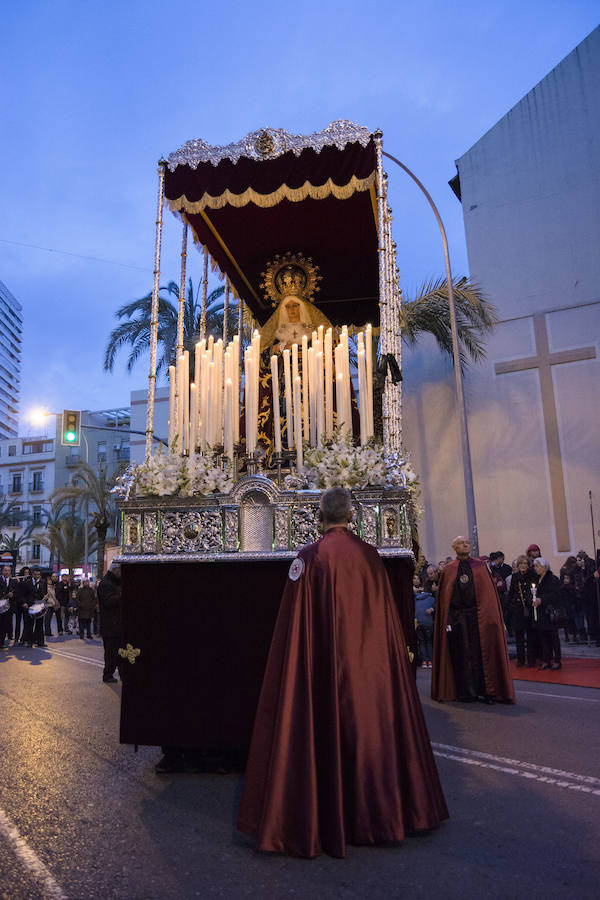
left=0, top=575, right=17, bottom=645
left=21, top=576, right=46, bottom=646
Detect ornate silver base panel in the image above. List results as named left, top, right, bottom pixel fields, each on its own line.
left=119, top=476, right=413, bottom=558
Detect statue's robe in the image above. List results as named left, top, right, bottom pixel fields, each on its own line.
left=431, top=558, right=515, bottom=703
left=237, top=527, right=448, bottom=858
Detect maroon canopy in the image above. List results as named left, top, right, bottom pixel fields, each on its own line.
left=163, top=121, right=380, bottom=327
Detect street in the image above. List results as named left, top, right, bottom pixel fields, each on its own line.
left=1, top=639, right=598, bottom=900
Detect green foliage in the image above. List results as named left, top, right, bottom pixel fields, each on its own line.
left=37, top=517, right=96, bottom=577
left=400, top=276, right=497, bottom=368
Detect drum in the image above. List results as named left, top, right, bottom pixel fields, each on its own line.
left=0, top=598, right=10, bottom=614
left=28, top=602, right=47, bottom=619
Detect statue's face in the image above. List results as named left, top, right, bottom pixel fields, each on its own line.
left=285, top=300, right=301, bottom=323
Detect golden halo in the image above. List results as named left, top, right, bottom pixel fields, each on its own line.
left=260, top=251, right=322, bottom=308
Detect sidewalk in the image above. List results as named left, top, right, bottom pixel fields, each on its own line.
left=507, top=635, right=600, bottom=659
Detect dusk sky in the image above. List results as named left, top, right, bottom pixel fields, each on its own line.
left=2, top=1, right=598, bottom=432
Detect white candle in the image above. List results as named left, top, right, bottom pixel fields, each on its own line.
left=270, top=355, right=282, bottom=454
left=318, top=324, right=324, bottom=346
left=207, top=361, right=216, bottom=447
left=183, top=350, right=190, bottom=454
left=324, top=328, right=333, bottom=439
left=316, top=351, right=324, bottom=445
left=336, top=372, right=344, bottom=433
left=244, top=350, right=253, bottom=453
left=308, top=346, right=316, bottom=446
left=232, top=335, right=240, bottom=443
left=358, top=348, right=367, bottom=445
left=301, top=335, right=309, bottom=443
left=366, top=323, right=373, bottom=438
left=283, top=348, right=293, bottom=450
left=168, top=365, right=176, bottom=450
left=176, top=354, right=185, bottom=454
left=294, top=376, right=303, bottom=468
left=224, top=378, right=233, bottom=460
left=189, top=383, right=198, bottom=454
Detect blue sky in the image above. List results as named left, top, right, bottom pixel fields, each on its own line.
left=1, top=0, right=598, bottom=429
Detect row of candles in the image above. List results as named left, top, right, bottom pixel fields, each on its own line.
left=167, top=324, right=375, bottom=463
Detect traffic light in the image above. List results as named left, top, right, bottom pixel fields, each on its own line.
left=61, top=409, right=81, bottom=446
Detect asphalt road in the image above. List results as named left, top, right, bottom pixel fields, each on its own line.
left=1, top=637, right=599, bottom=900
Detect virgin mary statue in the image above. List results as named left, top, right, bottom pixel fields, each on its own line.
left=259, top=252, right=333, bottom=353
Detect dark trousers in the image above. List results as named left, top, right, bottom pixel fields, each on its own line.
left=11, top=608, right=24, bottom=641
left=102, top=636, right=123, bottom=680
left=514, top=627, right=538, bottom=665
left=417, top=624, right=434, bottom=662
left=79, top=617, right=92, bottom=638
left=21, top=614, right=45, bottom=646
left=61, top=606, right=72, bottom=631
left=45, top=606, right=63, bottom=635
left=541, top=628, right=561, bottom=665
left=0, top=610, right=10, bottom=645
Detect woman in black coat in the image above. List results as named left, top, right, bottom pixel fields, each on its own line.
left=533, top=557, right=562, bottom=670
left=508, top=555, right=538, bottom=667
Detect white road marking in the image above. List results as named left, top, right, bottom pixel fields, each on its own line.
left=0, top=807, right=67, bottom=899
left=432, top=742, right=600, bottom=794
left=45, top=646, right=104, bottom=668
left=516, top=688, right=600, bottom=703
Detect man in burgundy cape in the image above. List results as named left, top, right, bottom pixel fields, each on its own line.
left=237, top=488, right=448, bottom=858
left=431, top=536, right=514, bottom=704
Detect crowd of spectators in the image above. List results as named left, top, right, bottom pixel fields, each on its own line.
left=413, top=544, right=600, bottom=670
left=0, top=565, right=100, bottom=650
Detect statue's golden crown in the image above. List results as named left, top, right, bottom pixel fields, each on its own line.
left=261, top=251, right=321, bottom=307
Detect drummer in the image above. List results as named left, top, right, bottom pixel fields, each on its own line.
left=20, top=567, right=47, bottom=649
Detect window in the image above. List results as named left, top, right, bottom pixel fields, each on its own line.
left=97, top=441, right=107, bottom=462
left=32, top=471, right=44, bottom=492
left=8, top=445, right=16, bottom=456
left=23, top=442, right=44, bottom=455
left=43, top=441, right=53, bottom=452
left=10, top=506, right=21, bottom=526
left=32, top=505, right=42, bottom=525
left=11, top=473, right=22, bottom=493
left=32, top=543, right=41, bottom=560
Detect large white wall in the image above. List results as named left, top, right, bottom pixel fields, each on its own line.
left=403, top=26, right=600, bottom=570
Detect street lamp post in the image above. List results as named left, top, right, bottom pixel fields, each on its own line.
left=382, top=150, right=479, bottom=555
left=81, top=432, right=89, bottom=580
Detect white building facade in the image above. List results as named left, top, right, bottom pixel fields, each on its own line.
left=403, top=26, right=600, bottom=569
left=0, top=409, right=130, bottom=571
left=0, top=281, right=23, bottom=440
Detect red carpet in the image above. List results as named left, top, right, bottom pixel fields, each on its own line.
left=510, top=658, right=600, bottom=689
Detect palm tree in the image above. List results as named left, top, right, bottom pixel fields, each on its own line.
left=36, top=502, right=68, bottom=570
left=0, top=529, right=34, bottom=573
left=104, top=279, right=229, bottom=380
left=50, top=463, right=120, bottom=579
left=38, top=517, right=96, bottom=578
left=0, top=499, right=25, bottom=532
left=399, top=276, right=496, bottom=368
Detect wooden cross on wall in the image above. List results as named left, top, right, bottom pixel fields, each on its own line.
left=494, top=314, right=597, bottom=552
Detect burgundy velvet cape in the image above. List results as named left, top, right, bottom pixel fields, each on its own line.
left=431, top=558, right=515, bottom=703
left=237, top=527, right=449, bottom=858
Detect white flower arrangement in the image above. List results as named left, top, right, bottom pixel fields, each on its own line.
left=118, top=450, right=233, bottom=498
left=284, top=430, right=419, bottom=492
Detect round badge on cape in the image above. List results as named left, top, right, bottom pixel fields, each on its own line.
left=459, top=573, right=470, bottom=584
left=288, top=557, right=305, bottom=582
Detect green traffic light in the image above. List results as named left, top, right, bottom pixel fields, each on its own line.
left=65, top=431, right=77, bottom=442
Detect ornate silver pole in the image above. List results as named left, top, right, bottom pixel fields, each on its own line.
left=223, top=276, right=230, bottom=344
left=200, top=246, right=209, bottom=341
left=145, top=161, right=166, bottom=460
left=382, top=149, right=479, bottom=554
left=374, top=131, right=392, bottom=455
left=176, top=223, right=188, bottom=357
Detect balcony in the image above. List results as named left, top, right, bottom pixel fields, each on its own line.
left=66, top=454, right=81, bottom=467
left=29, top=482, right=45, bottom=494
left=9, top=486, right=22, bottom=495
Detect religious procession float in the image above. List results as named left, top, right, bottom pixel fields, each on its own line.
left=115, top=121, right=418, bottom=753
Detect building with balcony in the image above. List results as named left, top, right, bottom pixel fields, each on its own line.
left=0, top=406, right=130, bottom=572
left=0, top=281, right=23, bottom=440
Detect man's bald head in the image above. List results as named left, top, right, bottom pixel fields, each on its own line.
left=452, top=535, right=471, bottom=559
left=319, top=488, right=353, bottom=528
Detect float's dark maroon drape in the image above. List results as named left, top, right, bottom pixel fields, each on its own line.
left=119, top=554, right=414, bottom=751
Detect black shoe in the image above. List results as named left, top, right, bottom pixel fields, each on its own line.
left=102, top=676, right=118, bottom=683
left=37, top=644, right=46, bottom=648
left=538, top=663, right=550, bottom=670
left=551, top=663, right=561, bottom=670
left=155, top=754, right=186, bottom=774
left=516, top=662, right=524, bottom=668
